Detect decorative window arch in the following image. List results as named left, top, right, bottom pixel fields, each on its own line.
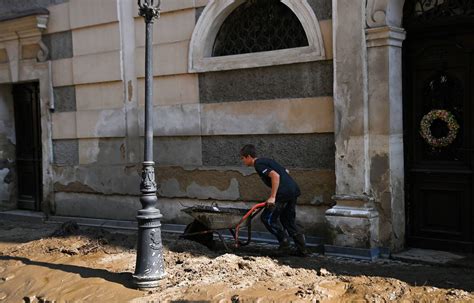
left=189, top=0, right=326, bottom=72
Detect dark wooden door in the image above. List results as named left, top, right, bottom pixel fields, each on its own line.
left=404, top=16, right=474, bottom=252
left=12, top=83, right=42, bottom=211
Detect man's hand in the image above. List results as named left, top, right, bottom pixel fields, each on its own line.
left=266, top=196, right=276, bottom=207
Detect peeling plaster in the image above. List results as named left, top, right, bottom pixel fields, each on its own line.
left=84, top=139, right=100, bottom=164
left=54, top=181, right=95, bottom=193
left=0, top=122, right=15, bottom=145
left=53, top=165, right=140, bottom=196
left=189, top=166, right=255, bottom=176
left=95, top=109, right=126, bottom=138
left=335, top=136, right=366, bottom=194
left=0, top=168, right=12, bottom=201
left=369, top=152, right=394, bottom=246
left=187, top=178, right=240, bottom=201
left=310, top=195, right=325, bottom=205
left=157, top=166, right=336, bottom=204
left=158, top=177, right=240, bottom=201
left=96, top=138, right=127, bottom=165
left=53, top=165, right=336, bottom=205
left=327, top=216, right=372, bottom=248
left=0, top=120, right=15, bottom=147
left=0, top=85, right=16, bottom=209
left=0, top=140, right=15, bottom=160
left=159, top=178, right=185, bottom=197
left=370, top=153, right=390, bottom=209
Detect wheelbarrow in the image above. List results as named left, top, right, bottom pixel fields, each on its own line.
left=180, top=202, right=266, bottom=250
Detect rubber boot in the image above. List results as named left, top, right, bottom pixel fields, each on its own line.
left=293, top=234, right=309, bottom=256
left=278, top=238, right=291, bottom=253
left=278, top=238, right=291, bottom=255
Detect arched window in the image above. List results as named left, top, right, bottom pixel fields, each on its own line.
left=212, top=0, right=308, bottom=57
left=189, top=0, right=326, bottom=72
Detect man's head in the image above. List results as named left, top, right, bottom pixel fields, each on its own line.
left=240, top=144, right=257, bottom=166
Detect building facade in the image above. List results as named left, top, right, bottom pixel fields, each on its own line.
left=0, top=0, right=472, bottom=254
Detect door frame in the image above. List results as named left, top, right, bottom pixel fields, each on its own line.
left=0, top=61, right=55, bottom=214
left=0, top=13, right=55, bottom=214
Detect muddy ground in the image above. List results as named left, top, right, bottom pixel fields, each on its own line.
left=0, top=219, right=472, bottom=302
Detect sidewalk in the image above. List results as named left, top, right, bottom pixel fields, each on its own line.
left=0, top=218, right=472, bottom=302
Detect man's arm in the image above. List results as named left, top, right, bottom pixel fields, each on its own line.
left=267, top=170, right=280, bottom=206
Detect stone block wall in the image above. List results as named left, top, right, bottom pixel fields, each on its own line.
left=1, top=0, right=336, bottom=237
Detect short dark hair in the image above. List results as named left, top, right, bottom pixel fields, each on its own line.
left=240, top=144, right=256, bottom=158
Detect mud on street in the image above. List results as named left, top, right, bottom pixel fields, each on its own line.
left=0, top=219, right=472, bottom=302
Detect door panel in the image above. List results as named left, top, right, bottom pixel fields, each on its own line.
left=12, top=83, right=42, bottom=211
left=404, top=29, right=474, bottom=252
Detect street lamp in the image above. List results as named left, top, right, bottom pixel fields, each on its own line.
left=133, top=0, right=165, bottom=289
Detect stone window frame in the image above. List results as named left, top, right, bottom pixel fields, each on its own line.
left=189, top=0, right=326, bottom=73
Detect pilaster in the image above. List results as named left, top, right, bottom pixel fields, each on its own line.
left=366, top=26, right=406, bottom=251
left=327, top=0, right=406, bottom=251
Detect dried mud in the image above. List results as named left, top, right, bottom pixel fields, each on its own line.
left=0, top=220, right=472, bottom=302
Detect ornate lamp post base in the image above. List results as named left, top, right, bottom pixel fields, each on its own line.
left=133, top=208, right=166, bottom=289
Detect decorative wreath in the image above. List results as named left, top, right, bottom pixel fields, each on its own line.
left=419, top=109, right=460, bottom=148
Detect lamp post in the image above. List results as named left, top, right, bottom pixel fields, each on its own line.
left=133, top=0, right=165, bottom=289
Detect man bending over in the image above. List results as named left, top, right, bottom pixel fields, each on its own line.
left=240, top=144, right=308, bottom=256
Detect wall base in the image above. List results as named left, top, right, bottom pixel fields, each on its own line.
left=326, top=194, right=380, bottom=249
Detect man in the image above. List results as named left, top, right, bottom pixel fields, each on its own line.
left=240, top=144, right=308, bottom=256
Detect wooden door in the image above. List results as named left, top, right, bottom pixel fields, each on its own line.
left=403, top=1, right=474, bottom=252
left=12, top=83, right=42, bottom=211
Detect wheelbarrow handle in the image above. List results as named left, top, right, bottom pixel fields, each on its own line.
left=234, top=202, right=266, bottom=248
left=245, top=202, right=267, bottom=219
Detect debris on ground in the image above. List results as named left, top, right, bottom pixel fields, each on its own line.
left=51, top=221, right=80, bottom=237
left=0, top=219, right=472, bottom=302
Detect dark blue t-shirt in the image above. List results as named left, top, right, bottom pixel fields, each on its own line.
left=254, top=158, right=301, bottom=200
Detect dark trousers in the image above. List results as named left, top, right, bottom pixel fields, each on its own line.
left=260, top=197, right=301, bottom=243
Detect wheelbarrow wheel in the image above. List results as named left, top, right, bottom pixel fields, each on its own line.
left=182, top=220, right=216, bottom=250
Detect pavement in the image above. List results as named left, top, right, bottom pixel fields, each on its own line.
left=393, top=248, right=474, bottom=269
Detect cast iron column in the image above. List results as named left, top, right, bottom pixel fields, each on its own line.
left=133, top=0, right=165, bottom=289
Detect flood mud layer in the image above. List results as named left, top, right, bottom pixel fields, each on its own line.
left=0, top=219, right=472, bottom=302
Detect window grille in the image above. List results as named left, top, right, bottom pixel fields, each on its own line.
left=212, top=0, right=309, bottom=57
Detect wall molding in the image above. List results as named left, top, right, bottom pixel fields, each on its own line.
left=366, top=0, right=405, bottom=28
left=366, top=26, right=406, bottom=48
left=0, top=12, right=50, bottom=83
